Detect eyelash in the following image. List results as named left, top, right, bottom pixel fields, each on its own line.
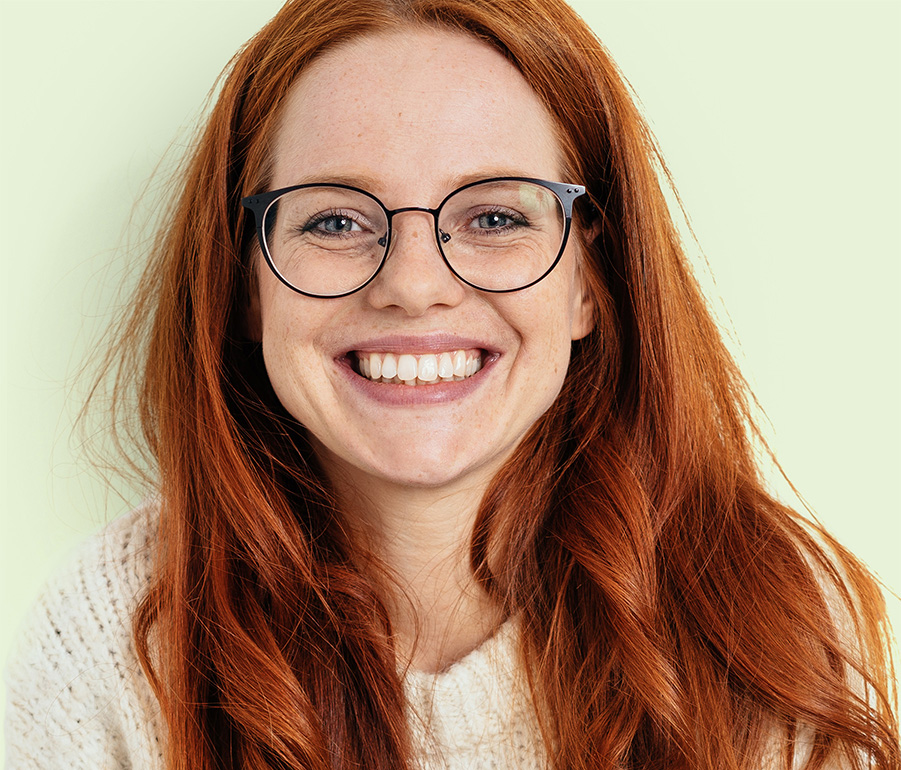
left=302, top=210, right=368, bottom=235
left=298, top=206, right=531, bottom=239
left=467, top=207, right=530, bottom=232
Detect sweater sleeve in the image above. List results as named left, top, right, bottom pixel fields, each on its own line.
left=4, top=506, right=165, bottom=770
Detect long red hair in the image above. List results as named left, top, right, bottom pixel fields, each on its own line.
left=106, top=0, right=901, bottom=767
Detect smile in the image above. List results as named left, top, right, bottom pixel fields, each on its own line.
left=354, top=349, right=484, bottom=385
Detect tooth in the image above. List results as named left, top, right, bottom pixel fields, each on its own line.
left=357, top=349, right=487, bottom=384
left=397, top=354, right=417, bottom=382
left=418, top=354, right=438, bottom=382
left=452, top=350, right=467, bottom=377
left=381, top=353, right=397, bottom=380
left=437, top=352, right=454, bottom=379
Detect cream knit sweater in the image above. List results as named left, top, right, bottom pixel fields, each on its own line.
left=5, top=505, right=546, bottom=769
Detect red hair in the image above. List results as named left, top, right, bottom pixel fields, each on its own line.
left=102, top=0, right=901, bottom=767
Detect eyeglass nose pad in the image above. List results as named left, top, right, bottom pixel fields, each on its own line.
left=378, top=234, right=388, bottom=248
left=439, top=230, right=452, bottom=244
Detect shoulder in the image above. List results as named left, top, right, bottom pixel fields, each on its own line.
left=4, top=501, right=165, bottom=769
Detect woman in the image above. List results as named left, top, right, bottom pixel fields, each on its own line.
left=6, top=0, right=898, bottom=768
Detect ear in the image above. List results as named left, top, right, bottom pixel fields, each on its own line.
left=570, top=219, right=602, bottom=340
left=570, top=264, right=595, bottom=341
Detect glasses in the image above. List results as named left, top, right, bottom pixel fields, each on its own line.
left=241, top=177, right=586, bottom=298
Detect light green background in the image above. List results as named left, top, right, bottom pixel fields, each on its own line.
left=2, top=0, right=899, bottom=751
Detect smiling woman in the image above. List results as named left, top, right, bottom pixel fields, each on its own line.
left=252, top=31, right=592, bottom=506
left=3, top=1, right=899, bottom=770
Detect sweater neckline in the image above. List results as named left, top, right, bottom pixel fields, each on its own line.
left=400, top=616, right=546, bottom=766
left=402, top=615, right=520, bottom=689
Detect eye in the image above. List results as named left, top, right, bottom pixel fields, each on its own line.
left=477, top=212, right=512, bottom=229
left=469, top=208, right=529, bottom=231
left=303, top=210, right=367, bottom=235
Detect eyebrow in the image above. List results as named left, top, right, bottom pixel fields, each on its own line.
left=283, top=168, right=560, bottom=199
left=289, top=171, right=383, bottom=191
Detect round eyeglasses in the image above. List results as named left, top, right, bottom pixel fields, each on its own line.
left=241, top=177, right=586, bottom=298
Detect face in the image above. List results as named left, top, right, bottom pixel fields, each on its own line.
left=253, top=28, right=593, bottom=498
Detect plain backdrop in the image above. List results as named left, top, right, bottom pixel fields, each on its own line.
left=2, top=0, right=899, bottom=749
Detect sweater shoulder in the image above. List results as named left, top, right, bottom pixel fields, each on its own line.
left=12, top=500, right=159, bottom=656
left=5, top=501, right=165, bottom=769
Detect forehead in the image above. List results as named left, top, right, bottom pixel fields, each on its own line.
left=270, top=27, right=566, bottom=199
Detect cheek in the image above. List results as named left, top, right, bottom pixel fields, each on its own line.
left=256, top=269, right=316, bottom=353
left=500, top=291, right=577, bottom=378
left=532, top=269, right=586, bottom=345
left=519, top=272, right=587, bottom=387
left=260, top=322, right=302, bottom=413
left=256, top=283, right=326, bottom=408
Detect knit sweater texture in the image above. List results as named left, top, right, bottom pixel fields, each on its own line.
left=5, top=505, right=545, bottom=769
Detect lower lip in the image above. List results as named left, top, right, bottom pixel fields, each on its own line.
left=337, top=355, right=496, bottom=406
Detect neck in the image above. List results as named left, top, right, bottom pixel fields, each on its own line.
left=328, top=467, right=506, bottom=674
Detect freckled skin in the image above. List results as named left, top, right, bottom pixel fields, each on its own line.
left=254, top=28, right=593, bottom=498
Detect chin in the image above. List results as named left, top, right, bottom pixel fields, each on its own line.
left=366, top=454, right=486, bottom=490
left=330, top=438, right=503, bottom=493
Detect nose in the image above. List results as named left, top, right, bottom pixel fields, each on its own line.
left=363, top=209, right=466, bottom=315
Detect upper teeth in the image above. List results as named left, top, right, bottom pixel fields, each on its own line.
left=356, top=350, right=483, bottom=385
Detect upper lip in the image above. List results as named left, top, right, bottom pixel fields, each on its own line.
left=341, top=334, right=497, bottom=356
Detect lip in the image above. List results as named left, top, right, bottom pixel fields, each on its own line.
left=335, top=333, right=500, bottom=406
left=341, top=334, right=497, bottom=356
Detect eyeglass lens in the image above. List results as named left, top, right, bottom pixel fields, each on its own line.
left=261, top=180, right=567, bottom=296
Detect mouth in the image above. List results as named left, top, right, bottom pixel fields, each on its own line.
left=352, top=348, right=485, bottom=386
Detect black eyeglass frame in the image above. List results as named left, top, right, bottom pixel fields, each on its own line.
left=241, top=177, right=586, bottom=298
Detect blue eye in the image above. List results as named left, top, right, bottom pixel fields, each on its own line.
left=306, top=214, right=363, bottom=234
left=477, top=212, right=513, bottom=229
left=469, top=208, right=529, bottom=232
